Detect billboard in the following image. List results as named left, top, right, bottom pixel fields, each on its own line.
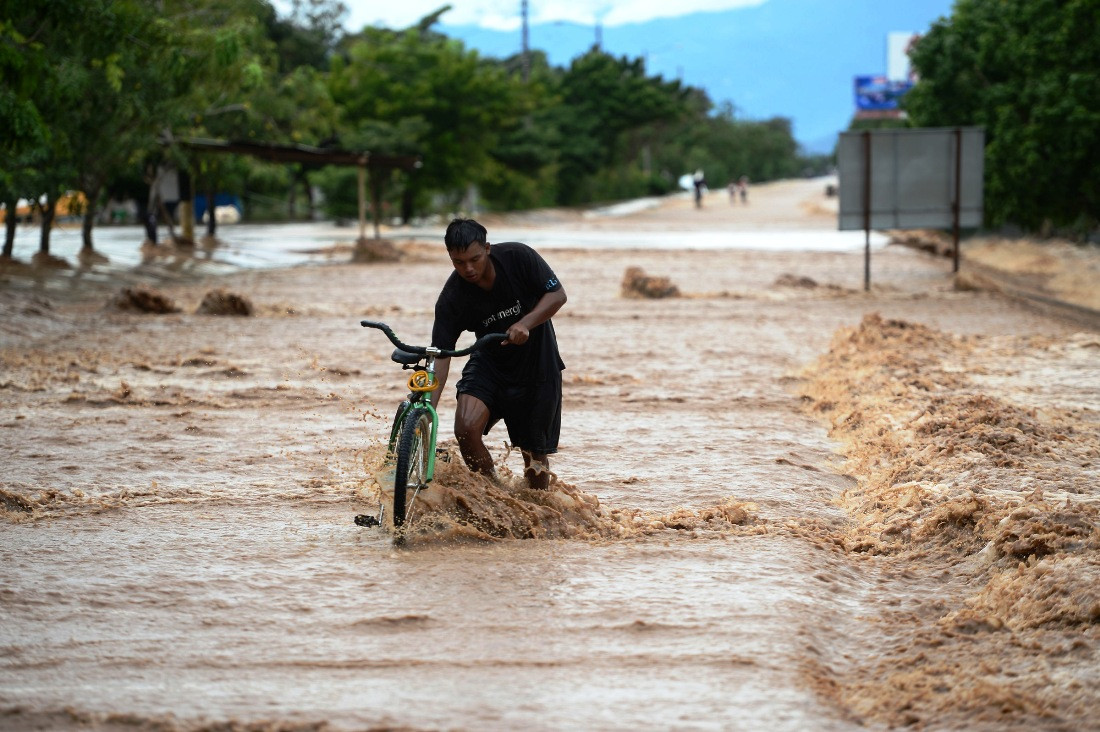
left=854, top=74, right=914, bottom=111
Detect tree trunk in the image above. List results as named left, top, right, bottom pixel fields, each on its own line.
left=145, top=166, right=160, bottom=245
left=304, top=181, right=315, bottom=220
left=39, top=197, right=56, bottom=255
left=401, top=185, right=414, bottom=224
left=178, top=169, right=194, bottom=245
left=206, top=191, right=217, bottom=238
left=3, top=196, right=16, bottom=258
left=81, top=183, right=101, bottom=251
left=287, top=172, right=298, bottom=220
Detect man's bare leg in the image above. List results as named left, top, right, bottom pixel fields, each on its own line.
left=522, top=450, right=551, bottom=491
left=454, top=393, right=495, bottom=477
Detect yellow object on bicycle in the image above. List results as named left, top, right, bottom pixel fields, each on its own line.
left=407, top=370, right=439, bottom=392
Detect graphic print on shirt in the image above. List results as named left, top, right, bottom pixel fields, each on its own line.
left=482, top=299, right=522, bottom=329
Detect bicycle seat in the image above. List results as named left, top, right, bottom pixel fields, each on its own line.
left=391, top=348, right=420, bottom=365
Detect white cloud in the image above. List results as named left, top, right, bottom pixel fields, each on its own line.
left=343, top=0, right=768, bottom=31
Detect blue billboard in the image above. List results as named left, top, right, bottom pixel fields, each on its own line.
left=854, top=75, right=915, bottom=111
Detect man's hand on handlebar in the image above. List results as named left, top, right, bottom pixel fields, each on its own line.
left=503, top=323, right=530, bottom=346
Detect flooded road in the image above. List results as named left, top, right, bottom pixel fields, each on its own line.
left=2, top=180, right=1097, bottom=730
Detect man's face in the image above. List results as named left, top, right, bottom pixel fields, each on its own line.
left=449, top=241, right=491, bottom=285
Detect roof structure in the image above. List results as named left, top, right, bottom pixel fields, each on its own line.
left=175, top=137, right=420, bottom=171
left=171, top=137, right=422, bottom=240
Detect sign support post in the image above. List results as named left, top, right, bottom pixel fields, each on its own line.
left=952, top=127, right=962, bottom=274
left=862, top=130, right=872, bottom=291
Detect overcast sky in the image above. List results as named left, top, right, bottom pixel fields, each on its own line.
left=340, top=0, right=768, bottom=31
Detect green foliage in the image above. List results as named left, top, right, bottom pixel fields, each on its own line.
left=329, top=26, right=523, bottom=203
left=905, top=0, right=1100, bottom=234
left=846, top=116, right=910, bottom=134
left=552, top=49, right=687, bottom=204
left=260, top=0, right=347, bottom=73
left=312, top=166, right=360, bottom=220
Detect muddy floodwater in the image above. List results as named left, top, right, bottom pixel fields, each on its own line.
left=2, top=180, right=1098, bottom=731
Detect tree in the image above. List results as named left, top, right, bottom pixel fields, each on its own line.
left=260, top=0, right=347, bottom=73
left=554, top=49, right=686, bottom=204
left=475, top=50, right=564, bottom=210
left=0, top=1, right=74, bottom=258
left=328, top=18, right=523, bottom=219
left=162, top=1, right=276, bottom=241
left=905, top=0, right=1100, bottom=234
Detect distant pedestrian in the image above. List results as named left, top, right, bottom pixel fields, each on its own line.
left=738, top=175, right=749, bottom=204
left=727, top=181, right=737, bottom=205
left=693, top=169, right=706, bottom=209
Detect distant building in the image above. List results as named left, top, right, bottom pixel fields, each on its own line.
left=887, top=31, right=921, bottom=82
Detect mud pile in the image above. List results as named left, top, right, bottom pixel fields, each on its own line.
left=357, top=443, right=758, bottom=545
left=889, top=229, right=954, bottom=258
left=773, top=273, right=821, bottom=288
left=195, top=289, right=253, bottom=316
left=621, top=266, right=680, bottom=299
left=351, top=237, right=400, bottom=263
left=107, top=286, right=180, bottom=314
left=799, top=313, right=1100, bottom=728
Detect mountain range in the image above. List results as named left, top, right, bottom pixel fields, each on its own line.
left=434, top=0, right=955, bottom=154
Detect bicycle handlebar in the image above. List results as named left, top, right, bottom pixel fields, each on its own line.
left=360, top=320, right=508, bottom=358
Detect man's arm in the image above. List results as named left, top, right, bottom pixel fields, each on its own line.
left=504, top=286, right=567, bottom=345
left=430, top=356, right=450, bottom=409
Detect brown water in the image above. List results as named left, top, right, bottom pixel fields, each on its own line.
left=3, top=181, right=1098, bottom=730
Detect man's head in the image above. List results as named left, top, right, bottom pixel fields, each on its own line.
left=444, top=218, right=492, bottom=286
left=444, top=218, right=488, bottom=253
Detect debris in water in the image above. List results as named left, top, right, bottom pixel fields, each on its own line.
left=773, top=273, right=819, bottom=288
left=621, top=266, right=680, bottom=299
left=107, top=286, right=180, bottom=314
left=196, top=289, right=253, bottom=316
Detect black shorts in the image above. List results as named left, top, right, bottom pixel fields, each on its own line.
left=455, top=360, right=562, bottom=455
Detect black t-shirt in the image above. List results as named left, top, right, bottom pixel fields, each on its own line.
left=432, top=242, right=564, bottom=383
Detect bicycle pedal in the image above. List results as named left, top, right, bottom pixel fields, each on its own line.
left=354, top=514, right=380, bottom=527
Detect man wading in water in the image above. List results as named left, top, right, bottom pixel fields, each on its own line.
left=430, top=218, right=568, bottom=490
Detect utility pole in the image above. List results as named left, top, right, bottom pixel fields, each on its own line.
left=521, top=0, right=530, bottom=82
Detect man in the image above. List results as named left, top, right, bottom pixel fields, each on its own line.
left=430, top=218, right=567, bottom=491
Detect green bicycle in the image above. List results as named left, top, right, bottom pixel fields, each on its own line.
left=355, top=320, right=506, bottom=538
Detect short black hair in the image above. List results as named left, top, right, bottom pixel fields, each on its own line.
left=444, top=218, right=488, bottom=252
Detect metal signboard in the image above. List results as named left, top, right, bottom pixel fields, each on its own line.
left=838, top=126, right=984, bottom=230
left=837, top=126, right=984, bottom=288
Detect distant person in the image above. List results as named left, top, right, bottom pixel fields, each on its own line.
left=727, top=180, right=737, bottom=205
left=430, top=218, right=567, bottom=491
left=738, top=175, right=749, bottom=204
left=693, top=169, right=706, bottom=209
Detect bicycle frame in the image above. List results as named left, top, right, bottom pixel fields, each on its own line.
left=387, top=350, right=444, bottom=484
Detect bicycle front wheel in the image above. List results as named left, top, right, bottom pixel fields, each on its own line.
left=393, top=407, right=432, bottom=531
